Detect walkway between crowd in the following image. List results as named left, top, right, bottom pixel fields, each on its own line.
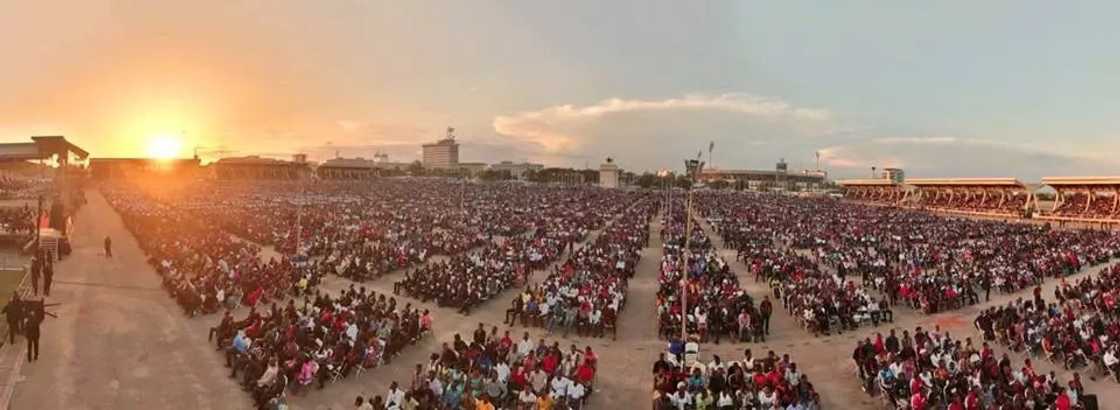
left=6, top=188, right=251, bottom=409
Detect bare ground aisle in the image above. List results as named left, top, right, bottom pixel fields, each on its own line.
left=7, top=189, right=251, bottom=409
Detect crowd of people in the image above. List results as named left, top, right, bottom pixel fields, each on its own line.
left=393, top=188, right=646, bottom=315
left=853, top=325, right=1088, bottom=410
left=656, top=197, right=760, bottom=343
left=0, top=205, right=35, bottom=236
left=975, top=262, right=1120, bottom=384
left=373, top=330, right=598, bottom=409
left=652, top=347, right=820, bottom=409
left=507, top=197, right=656, bottom=338
left=1047, top=192, right=1120, bottom=220
left=103, top=183, right=321, bottom=317
left=699, top=191, right=1120, bottom=318
left=212, top=285, right=432, bottom=409
left=0, top=174, right=50, bottom=200
left=699, top=193, right=887, bottom=337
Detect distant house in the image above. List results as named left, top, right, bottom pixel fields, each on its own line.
left=490, top=161, right=544, bottom=179
left=89, top=157, right=202, bottom=180
left=317, top=157, right=410, bottom=179
left=213, top=155, right=311, bottom=180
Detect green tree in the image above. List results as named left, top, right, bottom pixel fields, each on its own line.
left=636, top=172, right=658, bottom=189
left=675, top=175, right=693, bottom=189
left=709, top=179, right=729, bottom=190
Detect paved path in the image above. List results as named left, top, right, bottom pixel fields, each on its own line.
left=7, top=189, right=251, bottom=409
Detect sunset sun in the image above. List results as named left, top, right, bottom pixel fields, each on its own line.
left=146, top=134, right=183, bottom=159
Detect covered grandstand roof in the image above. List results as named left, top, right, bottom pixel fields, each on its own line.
left=0, top=143, right=41, bottom=161
left=0, top=136, right=88, bottom=161
left=1040, top=176, right=1120, bottom=186
left=836, top=178, right=897, bottom=186
left=905, top=177, right=1024, bottom=187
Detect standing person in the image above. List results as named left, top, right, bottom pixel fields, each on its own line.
left=759, top=296, right=773, bottom=336
left=29, top=254, right=41, bottom=296
left=104, top=236, right=112, bottom=258
left=42, top=260, right=54, bottom=297
left=3, top=292, right=22, bottom=344
left=25, top=302, right=42, bottom=362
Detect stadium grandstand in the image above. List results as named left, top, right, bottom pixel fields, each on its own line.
left=836, top=178, right=906, bottom=205
left=1037, top=176, right=1120, bottom=223
left=907, top=177, right=1032, bottom=217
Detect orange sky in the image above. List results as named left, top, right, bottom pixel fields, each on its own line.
left=3, top=2, right=1119, bottom=178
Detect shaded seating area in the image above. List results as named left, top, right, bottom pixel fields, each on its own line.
left=908, top=177, right=1031, bottom=217
left=836, top=179, right=906, bottom=206
left=1037, top=176, right=1120, bottom=223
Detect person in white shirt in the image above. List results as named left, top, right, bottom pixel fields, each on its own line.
left=517, top=333, right=535, bottom=361
left=1104, top=348, right=1120, bottom=381
left=385, top=381, right=406, bottom=410
left=668, top=383, right=692, bottom=410
left=519, top=389, right=537, bottom=407
left=428, top=375, right=444, bottom=397
left=494, top=361, right=511, bottom=384
left=758, top=385, right=778, bottom=409
left=550, top=374, right=571, bottom=398
left=256, top=359, right=279, bottom=388
left=716, top=390, right=735, bottom=409
left=568, top=382, right=586, bottom=409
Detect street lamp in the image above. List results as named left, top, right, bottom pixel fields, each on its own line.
left=680, top=157, right=705, bottom=343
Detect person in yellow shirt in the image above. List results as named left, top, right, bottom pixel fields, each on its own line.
left=475, top=394, right=496, bottom=410
left=536, top=391, right=555, bottom=410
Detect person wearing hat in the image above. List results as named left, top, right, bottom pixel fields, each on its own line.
left=667, top=382, right=691, bottom=410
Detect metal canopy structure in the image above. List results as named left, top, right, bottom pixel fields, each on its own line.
left=836, top=178, right=906, bottom=205
left=0, top=136, right=88, bottom=164
left=907, top=177, right=1030, bottom=217
left=1038, top=176, right=1120, bottom=223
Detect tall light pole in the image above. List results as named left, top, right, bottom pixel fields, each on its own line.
left=680, top=156, right=704, bottom=343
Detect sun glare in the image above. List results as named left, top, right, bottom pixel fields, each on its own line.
left=146, top=134, right=183, bottom=159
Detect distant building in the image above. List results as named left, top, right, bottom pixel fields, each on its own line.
left=881, top=168, right=905, bottom=184
left=457, top=162, right=488, bottom=176
left=89, top=158, right=202, bottom=180
left=599, top=158, right=620, bottom=189
left=318, top=156, right=410, bottom=179
left=213, top=156, right=311, bottom=180
left=318, top=157, right=378, bottom=179
left=422, top=128, right=460, bottom=169
left=0, top=136, right=88, bottom=165
left=698, top=163, right=827, bottom=191
left=490, top=161, right=544, bottom=179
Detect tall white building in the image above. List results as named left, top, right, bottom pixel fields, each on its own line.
left=422, top=128, right=460, bottom=169
left=599, top=157, right=620, bottom=189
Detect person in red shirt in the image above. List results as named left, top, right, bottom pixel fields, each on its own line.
left=910, top=390, right=926, bottom=410
left=541, top=351, right=559, bottom=375
left=575, top=361, right=595, bottom=385
left=965, top=388, right=980, bottom=410
left=1054, top=387, right=1071, bottom=410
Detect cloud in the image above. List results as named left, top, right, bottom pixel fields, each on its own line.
left=492, top=93, right=833, bottom=153
left=487, top=93, right=838, bottom=170
left=820, top=137, right=1120, bottom=180
left=489, top=88, right=1120, bottom=178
